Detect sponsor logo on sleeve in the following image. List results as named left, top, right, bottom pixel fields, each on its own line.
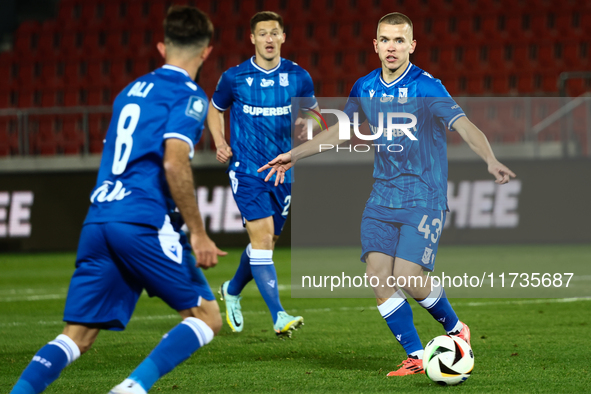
left=185, top=96, right=207, bottom=121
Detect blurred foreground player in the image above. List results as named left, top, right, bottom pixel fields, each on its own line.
left=259, top=13, right=516, bottom=375
left=208, top=11, right=317, bottom=337
left=10, top=6, right=225, bottom=394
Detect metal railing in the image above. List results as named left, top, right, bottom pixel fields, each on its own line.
left=1, top=96, right=590, bottom=159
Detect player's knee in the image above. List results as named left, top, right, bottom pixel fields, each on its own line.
left=251, top=233, right=274, bottom=250
left=396, top=275, right=429, bottom=297
left=366, top=266, right=389, bottom=282
left=182, top=305, right=222, bottom=335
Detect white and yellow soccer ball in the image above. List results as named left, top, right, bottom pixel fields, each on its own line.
left=423, top=335, right=474, bottom=386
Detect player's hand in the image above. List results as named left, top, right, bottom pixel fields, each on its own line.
left=488, top=160, right=516, bottom=184
left=190, top=232, right=227, bottom=269
left=257, top=152, right=293, bottom=186
left=295, top=117, right=309, bottom=141
left=216, top=142, right=233, bottom=164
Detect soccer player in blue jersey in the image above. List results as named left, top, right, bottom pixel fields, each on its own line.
left=207, top=11, right=317, bottom=338
left=10, top=7, right=226, bottom=394
left=259, top=12, right=516, bottom=375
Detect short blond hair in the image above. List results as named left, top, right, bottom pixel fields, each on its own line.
left=377, top=12, right=413, bottom=39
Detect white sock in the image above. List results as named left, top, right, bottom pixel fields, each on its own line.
left=409, top=349, right=424, bottom=359
left=447, top=320, right=463, bottom=334
left=114, top=378, right=147, bottom=394
left=48, top=334, right=81, bottom=366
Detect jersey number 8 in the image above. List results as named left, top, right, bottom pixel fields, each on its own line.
left=112, top=103, right=141, bottom=175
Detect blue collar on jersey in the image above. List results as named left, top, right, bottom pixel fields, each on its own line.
left=162, top=64, right=190, bottom=78
left=250, top=56, right=282, bottom=74
left=379, top=62, right=413, bottom=88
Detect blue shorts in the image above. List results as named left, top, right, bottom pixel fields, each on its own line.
left=228, top=170, right=291, bottom=236
left=63, top=219, right=214, bottom=331
left=360, top=204, right=446, bottom=271
left=179, top=230, right=215, bottom=302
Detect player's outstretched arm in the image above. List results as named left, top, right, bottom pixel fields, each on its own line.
left=207, top=102, right=233, bottom=164
left=453, top=116, right=516, bottom=184
left=164, top=139, right=227, bottom=268
left=258, top=122, right=345, bottom=185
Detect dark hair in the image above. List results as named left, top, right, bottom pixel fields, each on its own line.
left=377, top=12, right=413, bottom=39
left=250, top=11, right=284, bottom=33
left=164, top=5, right=213, bottom=47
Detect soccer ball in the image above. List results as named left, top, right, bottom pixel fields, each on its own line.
left=423, top=335, right=474, bottom=386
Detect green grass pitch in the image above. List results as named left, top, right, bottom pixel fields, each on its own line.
left=1, top=245, right=590, bottom=393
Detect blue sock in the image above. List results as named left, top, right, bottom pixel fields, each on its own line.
left=11, top=334, right=81, bottom=394
left=417, top=283, right=460, bottom=333
left=128, top=317, right=213, bottom=393
left=379, top=291, right=423, bottom=356
left=250, top=249, right=284, bottom=324
left=227, top=244, right=253, bottom=296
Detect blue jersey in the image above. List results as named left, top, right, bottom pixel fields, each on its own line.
left=84, top=65, right=208, bottom=229
left=343, top=63, right=465, bottom=210
left=211, top=57, right=317, bottom=183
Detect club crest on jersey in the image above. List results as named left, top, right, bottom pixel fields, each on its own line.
left=260, top=78, right=274, bottom=87
left=185, top=96, right=207, bottom=121
left=246, top=77, right=253, bottom=86
left=398, top=88, right=408, bottom=104
left=422, top=247, right=433, bottom=265
left=279, top=73, right=289, bottom=87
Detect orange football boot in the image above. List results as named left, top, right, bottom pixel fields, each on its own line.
left=452, top=321, right=471, bottom=346
left=386, top=357, right=425, bottom=376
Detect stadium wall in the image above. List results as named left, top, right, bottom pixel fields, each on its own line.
left=291, top=158, right=591, bottom=247
left=0, top=158, right=589, bottom=252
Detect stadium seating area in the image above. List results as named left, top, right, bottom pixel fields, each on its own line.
left=0, top=0, right=590, bottom=156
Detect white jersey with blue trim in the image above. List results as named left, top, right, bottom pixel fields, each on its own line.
left=343, top=63, right=465, bottom=210
left=211, top=57, right=317, bottom=183
left=84, top=65, right=208, bottom=229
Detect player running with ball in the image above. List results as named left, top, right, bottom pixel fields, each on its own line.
left=259, top=13, right=516, bottom=375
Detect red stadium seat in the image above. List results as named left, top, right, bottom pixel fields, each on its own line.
left=531, top=13, right=551, bottom=38
left=465, top=72, right=485, bottom=96
left=0, top=119, right=20, bottom=156
left=506, top=13, right=526, bottom=38
left=14, top=20, right=41, bottom=56
left=129, top=28, right=153, bottom=57
left=516, top=73, right=534, bottom=94
left=127, top=0, right=151, bottom=27
left=511, top=42, right=533, bottom=71
left=17, top=89, right=34, bottom=108
left=148, top=1, right=167, bottom=23
left=36, top=20, right=60, bottom=57
left=60, top=114, right=84, bottom=154
left=0, top=53, right=16, bottom=90
left=485, top=44, right=505, bottom=71
left=36, top=117, right=58, bottom=155
left=237, top=0, right=259, bottom=21
left=0, top=88, right=11, bottom=108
